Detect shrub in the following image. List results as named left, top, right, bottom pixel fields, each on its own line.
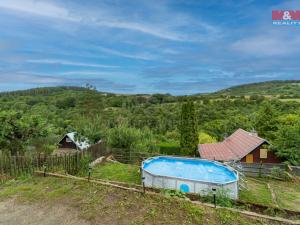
left=201, top=188, right=234, bottom=208
left=163, top=189, right=187, bottom=199
left=78, top=155, right=92, bottom=175
left=157, top=142, right=181, bottom=155
left=270, top=166, right=291, bottom=180
left=270, top=166, right=282, bottom=177
left=198, top=132, right=217, bottom=144
left=107, top=124, right=155, bottom=152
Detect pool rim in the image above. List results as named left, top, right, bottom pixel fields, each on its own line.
left=141, top=156, right=239, bottom=185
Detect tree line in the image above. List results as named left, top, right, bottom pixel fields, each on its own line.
left=0, top=87, right=299, bottom=165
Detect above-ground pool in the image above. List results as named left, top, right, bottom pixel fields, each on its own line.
left=141, top=156, right=239, bottom=199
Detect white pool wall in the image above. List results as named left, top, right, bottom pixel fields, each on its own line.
left=142, top=156, right=239, bottom=200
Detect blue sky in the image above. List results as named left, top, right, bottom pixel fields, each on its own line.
left=0, top=0, right=299, bottom=95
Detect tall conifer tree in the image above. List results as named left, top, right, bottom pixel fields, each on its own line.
left=179, top=101, right=199, bottom=155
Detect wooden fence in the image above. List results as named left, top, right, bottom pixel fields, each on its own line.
left=290, top=166, right=300, bottom=176
left=0, top=141, right=108, bottom=177
left=239, top=163, right=286, bottom=177
left=111, top=148, right=162, bottom=164
left=110, top=151, right=296, bottom=178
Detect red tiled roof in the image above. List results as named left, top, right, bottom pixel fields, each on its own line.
left=198, top=129, right=268, bottom=161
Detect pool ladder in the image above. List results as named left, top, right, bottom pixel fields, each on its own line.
left=226, top=162, right=248, bottom=191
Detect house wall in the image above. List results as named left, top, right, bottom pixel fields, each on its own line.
left=240, top=145, right=282, bottom=163
left=59, top=136, right=77, bottom=149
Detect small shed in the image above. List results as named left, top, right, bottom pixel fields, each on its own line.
left=198, top=128, right=282, bottom=164
left=58, top=132, right=90, bottom=151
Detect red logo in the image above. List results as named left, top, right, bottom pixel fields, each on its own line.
left=272, top=10, right=300, bottom=20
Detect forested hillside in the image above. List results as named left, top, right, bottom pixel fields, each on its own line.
left=214, top=80, right=300, bottom=97
left=0, top=84, right=300, bottom=165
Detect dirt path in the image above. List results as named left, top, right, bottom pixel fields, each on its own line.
left=267, top=182, right=279, bottom=207
left=0, top=199, right=90, bottom=225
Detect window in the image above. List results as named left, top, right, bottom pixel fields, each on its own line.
left=260, top=148, right=268, bottom=159
left=66, top=137, right=72, bottom=143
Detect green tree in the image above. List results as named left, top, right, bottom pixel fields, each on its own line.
left=255, top=102, right=278, bottom=140
left=56, top=97, right=76, bottom=109
left=179, top=101, right=198, bottom=155
left=107, top=123, right=155, bottom=152
left=0, top=110, right=52, bottom=154
left=273, top=120, right=300, bottom=165
left=198, top=132, right=217, bottom=144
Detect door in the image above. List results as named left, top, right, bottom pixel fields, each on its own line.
left=246, top=154, right=253, bottom=163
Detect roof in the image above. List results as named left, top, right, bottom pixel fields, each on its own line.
left=198, top=129, right=268, bottom=161
left=61, top=132, right=90, bottom=150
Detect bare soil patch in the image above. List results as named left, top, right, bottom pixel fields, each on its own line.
left=0, top=198, right=90, bottom=225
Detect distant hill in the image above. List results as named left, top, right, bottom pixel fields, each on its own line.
left=214, top=80, right=300, bottom=97
left=1, top=80, right=300, bottom=98
left=0, top=86, right=87, bottom=97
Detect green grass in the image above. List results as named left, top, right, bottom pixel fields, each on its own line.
left=239, top=178, right=274, bottom=207
left=0, top=176, right=280, bottom=225
left=90, top=164, right=300, bottom=212
left=267, top=179, right=300, bottom=211
left=240, top=177, right=300, bottom=212
left=90, top=162, right=141, bottom=184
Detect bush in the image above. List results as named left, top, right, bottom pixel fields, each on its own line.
left=163, top=189, right=187, bottom=199
left=198, top=132, right=217, bottom=144
left=107, top=124, right=155, bottom=152
left=270, top=166, right=291, bottom=180
left=157, top=142, right=181, bottom=155
left=201, top=188, right=234, bottom=208
left=78, top=155, right=92, bottom=175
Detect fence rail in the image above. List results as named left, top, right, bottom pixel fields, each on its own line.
left=111, top=148, right=162, bottom=164
left=239, top=163, right=286, bottom=177
left=0, top=141, right=107, bottom=177
left=110, top=151, right=295, bottom=178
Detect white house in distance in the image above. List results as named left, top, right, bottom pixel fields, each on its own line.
left=58, top=132, right=90, bottom=151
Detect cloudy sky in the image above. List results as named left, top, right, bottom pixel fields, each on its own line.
left=0, top=0, right=299, bottom=95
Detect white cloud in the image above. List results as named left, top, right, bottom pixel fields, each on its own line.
left=27, top=59, right=118, bottom=68
left=0, top=0, right=218, bottom=42
left=96, top=46, right=157, bottom=61
left=60, top=70, right=136, bottom=79
left=96, top=21, right=186, bottom=42
left=0, top=72, right=65, bottom=84
left=232, top=35, right=300, bottom=57
left=0, top=0, right=79, bottom=21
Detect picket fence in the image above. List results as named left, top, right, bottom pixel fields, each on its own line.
left=0, top=142, right=107, bottom=177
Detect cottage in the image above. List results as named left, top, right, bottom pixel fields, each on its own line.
left=198, top=128, right=282, bottom=163
left=58, top=132, right=90, bottom=151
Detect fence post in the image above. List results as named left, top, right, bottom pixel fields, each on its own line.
left=0, top=151, right=3, bottom=175
left=43, top=164, right=47, bottom=177
left=88, top=166, right=92, bottom=182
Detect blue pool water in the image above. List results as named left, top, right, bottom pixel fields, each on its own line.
left=142, top=157, right=237, bottom=184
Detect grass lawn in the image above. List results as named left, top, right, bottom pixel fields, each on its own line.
left=90, top=164, right=300, bottom=212
left=267, top=179, right=300, bottom=211
left=240, top=177, right=300, bottom=212
left=90, top=162, right=141, bottom=184
left=239, top=178, right=274, bottom=207
left=0, top=176, right=283, bottom=225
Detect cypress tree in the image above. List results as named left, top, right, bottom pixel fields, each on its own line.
left=179, top=101, right=199, bottom=155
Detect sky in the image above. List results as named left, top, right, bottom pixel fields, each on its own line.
left=0, top=0, right=299, bottom=95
